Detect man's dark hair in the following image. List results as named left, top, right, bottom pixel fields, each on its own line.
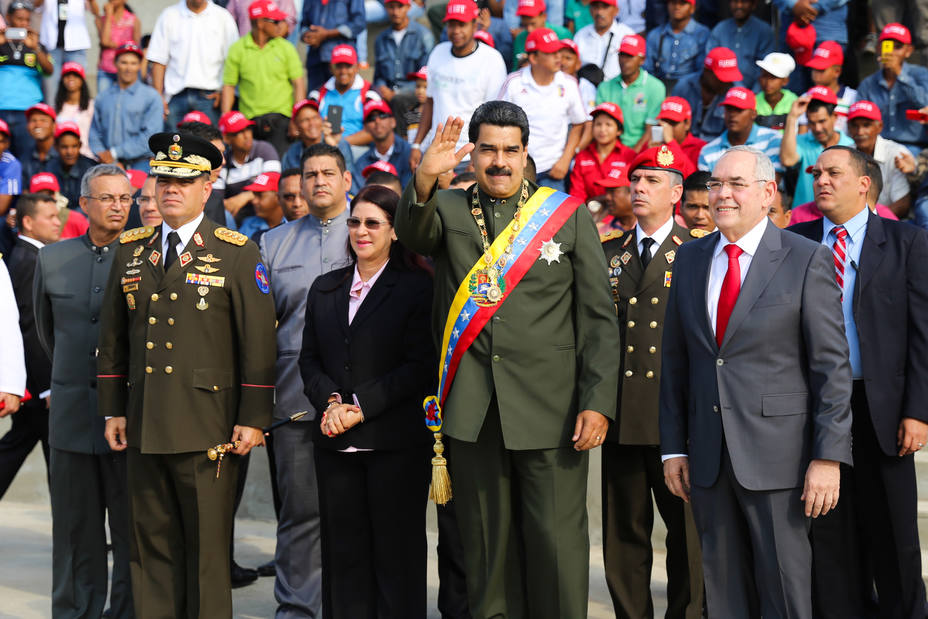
left=683, top=170, right=711, bottom=195
left=178, top=121, right=223, bottom=143
left=778, top=189, right=793, bottom=211
left=823, top=144, right=870, bottom=177
left=365, top=170, right=402, bottom=192
left=865, top=156, right=883, bottom=202
left=468, top=101, right=530, bottom=147
left=301, top=143, right=346, bottom=173
left=280, top=167, right=301, bottom=182
left=451, top=171, right=477, bottom=186
left=807, top=100, right=837, bottom=118
left=15, top=192, right=55, bottom=230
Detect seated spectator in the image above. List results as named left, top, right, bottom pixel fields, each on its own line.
left=402, top=67, right=428, bottom=144
left=847, top=100, right=911, bottom=217
left=596, top=34, right=665, bottom=150
left=705, top=0, right=773, bottom=90
left=679, top=169, right=714, bottom=231
left=499, top=28, right=588, bottom=191
left=781, top=86, right=855, bottom=206
left=802, top=41, right=857, bottom=135
left=511, top=0, right=571, bottom=68
left=594, top=167, right=635, bottom=234
left=372, top=0, right=434, bottom=138
left=175, top=120, right=232, bottom=227
left=276, top=166, right=309, bottom=221
left=362, top=161, right=404, bottom=194
left=178, top=110, right=212, bottom=127
left=649, top=96, right=706, bottom=170
left=21, top=103, right=58, bottom=185
left=773, top=0, right=847, bottom=94
left=0, top=119, right=21, bottom=217
left=644, top=0, right=709, bottom=90
left=54, top=63, right=95, bottom=160
left=281, top=99, right=355, bottom=182
left=47, top=123, right=95, bottom=210
left=218, top=110, right=282, bottom=221
left=239, top=171, right=285, bottom=238
left=313, top=44, right=381, bottom=158
left=698, top=87, right=782, bottom=173
left=28, top=173, right=88, bottom=239
left=89, top=42, right=163, bottom=172
left=301, top=0, right=366, bottom=91
left=136, top=175, right=162, bottom=228
left=93, top=0, right=141, bottom=94
left=754, top=52, right=797, bottom=132
left=857, top=23, right=928, bottom=152
left=767, top=187, right=792, bottom=228
left=671, top=46, right=741, bottom=141
left=573, top=0, right=634, bottom=83
left=569, top=102, right=635, bottom=202
left=354, top=101, right=413, bottom=187
left=227, top=0, right=297, bottom=37
left=221, top=0, right=306, bottom=157
left=559, top=39, right=597, bottom=111
left=0, top=0, right=53, bottom=160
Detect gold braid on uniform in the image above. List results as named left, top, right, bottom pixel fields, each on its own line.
left=214, top=228, right=248, bottom=246
left=120, top=226, right=156, bottom=244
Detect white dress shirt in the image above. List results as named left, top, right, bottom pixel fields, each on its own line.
left=0, top=259, right=25, bottom=398
left=574, top=20, right=635, bottom=83
left=162, top=212, right=205, bottom=265
left=635, top=217, right=674, bottom=261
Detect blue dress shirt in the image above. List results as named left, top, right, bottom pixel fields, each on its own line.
left=302, top=0, right=366, bottom=66
left=644, top=19, right=711, bottom=82
left=89, top=80, right=164, bottom=166
left=857, top=64, right=928, bottom=147
left=772, top=0, right=849, bottom=45
left=671, top=73, right=727, bottom=140
left=373, top=21, right=434, bottom=91
left=706, top=16, right=774, bottom=89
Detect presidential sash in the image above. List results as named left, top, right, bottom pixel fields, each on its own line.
left=423, top=186, right=582, bottom=503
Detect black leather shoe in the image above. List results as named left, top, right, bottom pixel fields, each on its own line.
left=256, top=559, right=276, bottom=577
left=231, top=560, right=258, bottom=588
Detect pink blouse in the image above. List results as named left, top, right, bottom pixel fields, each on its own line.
left=98, top=9, right=138, bottom=75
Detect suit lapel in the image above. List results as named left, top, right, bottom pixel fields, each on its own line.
left=636, top=224, right=683, bottom=293
left=854, top=210, right=884, bottom=314
left=333, top=270, right=351, bottom=335
left=697, top=231, right=720, bottom=349
left=350, top=265, right=399, bottom=331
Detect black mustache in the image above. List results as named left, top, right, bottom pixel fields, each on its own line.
left=486, top=166, right=511, bottom=176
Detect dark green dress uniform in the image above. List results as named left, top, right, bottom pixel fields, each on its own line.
left=97, top=133, right=277, bottom=618
left=600, top=143, right=705, bottom=619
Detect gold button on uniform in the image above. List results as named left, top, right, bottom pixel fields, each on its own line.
left=148, top=316, right=156, bottom=325
left=146, top=341, right=154, bottom=350
left=646, top=371, right=654, bottom=378
left=145, top=366, right=152, bottom=374
left=165, top=366, right=173, bottom=374
left=649, top=321, right=657, bottom=328
left=625, top=370, right=633, bottom=377
left=627, top=345, right=634, bottom=353
left=151, top=293, right=159, bottom=302
left=212, top=385, right=219, bottom=392
left=165, top=342, right=173, bottom=350
left=170, top=293, right=178, bottom=301
left=167, top=318, right=175, bottom=325
left=628, top=320, right=635, bottom=328
left=651, top=297, right=659, bottom=305
left=649, top=346, right=657, bottom=354
left=629, top=297, right=637, bottom=305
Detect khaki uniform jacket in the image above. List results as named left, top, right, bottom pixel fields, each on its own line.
left=396, top=179, right=620, bottom=450
left=602, top=222, right=698, bottom=445
left=96, top=217, right=277, bottom=454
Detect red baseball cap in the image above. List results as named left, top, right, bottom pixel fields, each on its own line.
left=596, top=165, right=629, bottom=189
left=179, top=110, right=212, bottom=126
left=880, top=22, right=911, bottom=45
left=721, top=87, right=756, bottom=110
left=0, top=119, right=9, bottom=137
left=292, top=98, right=319, bottom=116
left=516, top=0, right=546, bottom=16
left=704, top=47, right=742, bottom=83
left=363, top=100, right=394, bottom=120
left=474, top=29, right=496, bottom=48
left=444, top=0, right=479, bottom=22
left=591, top=102, right=624, bottom=127
left=525, top=27, right=562, bottom=54
left=54, top=121, right=81, bottom=139
left=218, top=110, right=255, bottom=134
left=25, top=102, right=56, bottom=121
left=330, top=44, right=358, bottom=65
left=657, top=96, right=692, bottom=122
left=126, top=169, right=147, bottom=190
left=61, top=61, right=85, bottom=78
left=115, top=41, right=143, bottom=60
left=848, top=100, right=882, bottom=122
left=806, top=85, right=838, bottom=105
left=785, top=22, right=816, bottom=65
left=248, top=0, right=288, bottom=21
left=590, top=0, right=616, bottom=5
left=805, top=41, right=843, bottom=70
left=244, top=171, right=281, bottom=192
left=383, top=0, right=411, bottom=4
left=30, top=172, right=60, bottom=193
left=406, top=66, right=427, bottom=81
left=560, top=39, right=579, bottom=55
left=619, top=34, right=646, bottom=57
left=362, top=160, right=399, bottom=178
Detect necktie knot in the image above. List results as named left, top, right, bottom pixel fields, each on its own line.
left=834, top=225, right=847, bottom=242
left=724, top=243, right=743, bottom=260
left=165, top=231, right=181, bottom=269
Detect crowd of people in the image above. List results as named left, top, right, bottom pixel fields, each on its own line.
left=0, top=0, right=927, bottom=617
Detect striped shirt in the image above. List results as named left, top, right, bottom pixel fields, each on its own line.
left=698, top=124, right=783, bottom=174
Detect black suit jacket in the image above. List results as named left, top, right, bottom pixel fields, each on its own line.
left=300, top=262, right=436, bottom=451
left=790, top=211, right=928, bottom=456
left=8, top=237, right=51, bottom=407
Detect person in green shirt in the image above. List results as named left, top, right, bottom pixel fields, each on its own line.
left=755, top=52, right=798, bottom=133
left=221, top=0, right=306, bottom=156
left=595, top=34, right=665, bottom=150
left=564, top=0, right=594, bottom=33
left=512, top=0, right=572, bottom=68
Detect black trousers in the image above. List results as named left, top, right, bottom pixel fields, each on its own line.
left=252, top=112, right=293, bottom=158
left=314, top=444, right=431, bottom=619
left=811, top=381, right=926, bottom=619
left=0, top=402, right=49, bottom=499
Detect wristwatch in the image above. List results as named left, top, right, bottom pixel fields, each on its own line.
left=411, top=143, right=421, bottom=151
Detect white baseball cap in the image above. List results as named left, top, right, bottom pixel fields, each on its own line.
left=755, top=52, right=796, bottom=79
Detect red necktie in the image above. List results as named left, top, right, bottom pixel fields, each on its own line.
left=716, top=244, right=744, bottom=347
left=832, top=225, right=848, bottom=296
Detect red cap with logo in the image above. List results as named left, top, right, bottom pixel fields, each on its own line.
left=61, top=61, right=85, bottom=78
left=330, top=44, right=358, bottom=65
left=560, top=38, right=579, bottom=55
left=54, top=121, right=81, bottom=139
left=657, top=96, right=692, bottom=122
left=244, top=171, right=281, bottom=192
left=880, top=22, right=911, bottom=44
left=248, top=0, right=288, bottom=21
left=474, top=30, right=496, bottom=48
left=219, top=110, right=256, bottom=134
left=806, top=85, right=838, bottom=105
left=721, top=87, right=756, bottom=110
left=591, top=102, right=624, bottom=127
left=516, top=0, right=546, bottom=16
left=179, top=110, right=213, bottom=126
left=362, top=160, right=399, bottom=178
left=848, top=100, right=882, bottom=122
left=292, top=98, right=320, bottom=117
left=596, top=165, right=629, bottom=189
left=525, top=27, right=563, bottom=53
left=805, top=41, right=843, bottom=70
left=30, top=172, right=60, bottom=193
left=406, top=66, right=427, bottom=81
left=704, top=47, right=743, bottom=82
left=363, top=100, right=394, bottom=120
left=25, top=102, right=56, bottom=121
left=444, top=0, right=479, bottom=22
left=0, top=119, right=9, bottom=137
left=115, top=41, right=144, bottom=60
left=786, top=22, right=816, bottom=65
left=619, top=34, right=646, bottom=57
left=628, top=141, right=693, bottom=178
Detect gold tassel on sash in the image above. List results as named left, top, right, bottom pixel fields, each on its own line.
left=429, top=432, right=452, bottom=504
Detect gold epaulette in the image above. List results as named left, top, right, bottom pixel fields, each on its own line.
left=690, top=228, right=709, bottom=238
left=600, top=229, right=623, bottom=243
left=214, top=227, right=248, bottom=246
left=119, top=226, right=155, bottom=244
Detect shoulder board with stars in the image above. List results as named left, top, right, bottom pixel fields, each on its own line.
left=599, top=230, right=623, bottom=244
left=119, top=226, right=155, bottom=244
left=671, top=235, right=683, bottom=246
left=214, top=227, right=248, bottom=246
left=690, top=228, right=709, bottom=238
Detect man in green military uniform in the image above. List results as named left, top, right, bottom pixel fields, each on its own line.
left=97, top=132, right=277, bottom=618
left=599, top=141, right=705, bottom=619
left=396, top=101, right=620, bottom=618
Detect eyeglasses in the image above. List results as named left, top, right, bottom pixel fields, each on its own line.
left=87, top=194, right=133, bottom=206
left=346, top=217, right=391, bottom=230
left=706, top=179, right=768, bottom=193
left=136, top=196, right=155, bottom=206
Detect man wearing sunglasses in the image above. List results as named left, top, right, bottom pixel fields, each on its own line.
left=354, top=100, right=413, bottom=187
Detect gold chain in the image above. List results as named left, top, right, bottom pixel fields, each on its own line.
left=470, top=180, right=529, bottom=275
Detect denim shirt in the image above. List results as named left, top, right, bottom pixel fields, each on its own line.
left=705, top=16, right=775, bottom=89
left=772, top=0, right=849, bottom=44
left=301, top=0, right=366, bottom=66
left=858, top=64, right=928, bottom=146
left=89, top=80, right=164, bottom=162
left=644, top=19, right=711, bottom=82
left=373, top=21, right=434, bottom=91
left=672, top=72, right=727, bottom=141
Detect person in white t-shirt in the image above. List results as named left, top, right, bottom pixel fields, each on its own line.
left=498, top=28, right=589, bottom=192
left=573, top=0, right=634, bottom=84
left=408, top=0, right=506, bottom=171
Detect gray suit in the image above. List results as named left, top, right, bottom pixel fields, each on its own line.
left=259, top=212, right=350, bottom=618
left=659, top=220, right=852, bottom=618
left=34, top=234, right=133, bottom=618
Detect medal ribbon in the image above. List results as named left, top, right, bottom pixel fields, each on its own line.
left=424, top=187, right=582, bottom=431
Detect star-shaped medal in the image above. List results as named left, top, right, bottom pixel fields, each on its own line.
left=538, top=239, right=564, bottom=265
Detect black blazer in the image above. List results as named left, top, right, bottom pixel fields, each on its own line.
left=300, top=261, right=435, bottom=450
left=8, top=237, right=51, bottom=406
left=790, top=211, right=928, bottom=456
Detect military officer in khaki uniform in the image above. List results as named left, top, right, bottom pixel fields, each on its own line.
left=600, top=142, right=706, bottom=619
left=97, top=132, right=277, bottom=618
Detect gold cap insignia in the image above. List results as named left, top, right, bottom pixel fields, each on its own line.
left=656, top=145, right=675, bottom=167
left=690, top=228, right=709, bottom=238
left=168, top=143, right=182, bottom=160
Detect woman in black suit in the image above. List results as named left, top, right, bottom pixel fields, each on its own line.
left=299, top=184, right=435, bottom=619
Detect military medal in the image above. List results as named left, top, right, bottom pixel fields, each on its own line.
left=198, top=286, right=210, bottom=296
left=671, top=235, right=683, bottom=246
left=198, top=253, right=221, bottom=263
left=610, top=256, right=621, bottom=268
left=149, top=250, right=161, bottom=266
left=193, top=232, right=204, bottom=247
left=126, top=268, right=140, bottom=275
left=196, top=297, right=208, bottom=311
left=196, top=264, right=219, bottom=274
left=664, top=271, right=673, bottom=287
left=466, top=181, right=528, bottom=308
left=123, top=283, right=138, bottom=292
left=621, top=251, right=632, bottom=265
left=126, top=293, right=136, bottom=310
left=665, top=250, right=675, bottom=264
left=126, top=258, right=142, bottom=267
left=133, top=246, right=144, bottom=257
left=179, top=251, right=193, bottom=267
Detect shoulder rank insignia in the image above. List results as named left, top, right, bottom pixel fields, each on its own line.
left=600, top=229, right=622, bottom=243
left=214, top=227, right=248, bottom=246
left=690, top=228, right=709, bottom=238
left=671, top=235, right=683, bottom=246
left=119, top=226, right=155, bottom=244
left=622, top=234, right=633, bottom=248
left=193, top=232, right=204, bottom=247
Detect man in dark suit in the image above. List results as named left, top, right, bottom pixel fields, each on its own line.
left=600, top=142, right=704, bottom=619
left=34, top=165, right=134, bottom=618
left=791, top=145, right=928, bottom=619
left=660, top=145, right=853, bottom=619
left=0, top=193, right=59, bottom=498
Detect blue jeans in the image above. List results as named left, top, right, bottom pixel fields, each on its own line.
left=536, top=170, right=566, bottom=193
left=0, top=108, right=34, bottom=161
left=166, top=89, right=220, bottom=131
left=45, top=48, right=88, bottom=104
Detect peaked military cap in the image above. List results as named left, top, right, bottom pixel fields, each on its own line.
left=149, top=132, right=223, bottom=179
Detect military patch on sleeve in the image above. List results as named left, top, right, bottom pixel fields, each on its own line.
left=119, top=226, right=155, bottom=244
left=214, top=227, right=248, bottom=246
left=255, top=263, right=270, bottom=294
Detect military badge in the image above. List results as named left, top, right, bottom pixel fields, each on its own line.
left=622, top=235, right=633, bottom=248
left=665, top=250, right=675, bottom=264
left=126, top=293, right=136, bottom=310
left=613, top=267, right=622, bottom=276
left=126, top=268, right=140, bottom=275
left=197, top=286, right=210, bottom=296
left=621, top=251, right=631, bottom=265
left=198, top=254, right=221, bottom=263
left=671, top=235, right=683, bottom=246
left=133, top=246, right=144, bottom=257
left=121, top=276, right=141, bottom=285
left=193, top=232, right=204, bottom=247
left=664, top=271, right=673, bottom=287
left=255, top=263, right=271, bottom=294
left=656, top=144, right=675, bottom=167
left=538, top=239, right=563, bottom=265
left=126, top=258, right=142, bottom=267
left=196, top=297, right=208, bottom=311
left=169, top=134, right=183, bottom=160
left=186, top=273, right=225, bottom=287
left=149, top=251, right=161, bottom=266
left=196, top=264, right=219, bottom=274
left=123, top=283, right=138, bottom=293
left=610, top=256, right=621, bottom=268
left=215, top=227, right=247, bottom=246
left=690, top=228, right=709, bottom=238
left=179, top=252, right=193, bottom=267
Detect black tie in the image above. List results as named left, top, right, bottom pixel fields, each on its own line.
left=164, top=231, right=181, bottom=269
left=640, top=237, right=655, bottom=269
